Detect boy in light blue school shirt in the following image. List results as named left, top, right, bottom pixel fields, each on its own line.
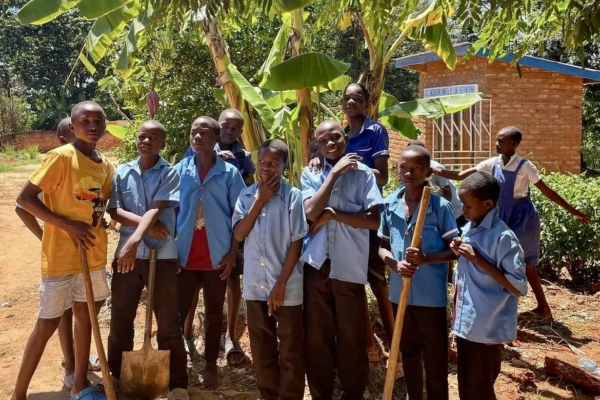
left=378, top=145, right=457, bottom=400
left=301, top=120, right=382, bottom=400
left=106, top=121, right=188, bottom=396
left=232, top=139, right=307, bottom=400
left=450, top=171, right=527, bottom=400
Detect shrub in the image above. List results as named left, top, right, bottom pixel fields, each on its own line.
left=532, top=173, right=600, bottom=284
left=0, top=91, right=33, bottom=147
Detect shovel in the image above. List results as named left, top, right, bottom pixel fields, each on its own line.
left=383, top=187, right=431, bottom=400
left=120, top=242, right=170, bottom=400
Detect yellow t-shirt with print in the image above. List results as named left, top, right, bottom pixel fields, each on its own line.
left=29, top=144, right=115, bottom=277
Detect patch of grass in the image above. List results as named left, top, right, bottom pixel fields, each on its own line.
left=0, top=162, right=16, bottom=172
left=0, top=145, right=41, bottom=172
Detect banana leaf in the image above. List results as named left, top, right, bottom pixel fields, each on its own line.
left=261, top=52, right=350, bottom=91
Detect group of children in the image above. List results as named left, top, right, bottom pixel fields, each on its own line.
left=11, top=85, right=590, bottom=400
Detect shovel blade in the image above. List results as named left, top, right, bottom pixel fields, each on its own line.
left=120, top=348, right=170, bottom=400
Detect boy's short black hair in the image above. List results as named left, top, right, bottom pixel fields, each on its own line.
left=461, top=172, right=500, bottom=205
left=260, top=139, right=289, bottom=165
left=407, top=140, right=426, bottom=148
left=71, top=101, right=105, bottom=118
left=344, top=83, right=370, bottom=103
left=499, top=126, right=522, bottom=145
left=57, top=117, right=71, bottom=138
left=193, top=116, right=220, bottom=135
left=219, top=108, right=244, bottom=121
left=140, top=120, right=167, bottom=137
left=402, top=144, right=431, bottom=166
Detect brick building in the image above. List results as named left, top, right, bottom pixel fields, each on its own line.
left=392, top=43, right=600, bottom=174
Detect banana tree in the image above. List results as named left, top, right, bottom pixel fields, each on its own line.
left=318, top=0, right=457, bottom=122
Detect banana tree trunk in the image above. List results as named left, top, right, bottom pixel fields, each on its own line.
left=290, top=9, right=313, bottom=166
left=202, top=19, right=261, bottom=151
left=358, top=61, right=386, bottom=121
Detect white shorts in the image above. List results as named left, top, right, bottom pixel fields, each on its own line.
left=38, top=269, right=110, bottom=319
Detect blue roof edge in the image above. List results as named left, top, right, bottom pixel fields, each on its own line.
left=394, top=43, right=600, bottom=83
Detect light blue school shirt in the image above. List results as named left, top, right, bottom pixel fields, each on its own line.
left=108, top=156, right=180, bottom=260
left=379, top=187, right=458, bottom=307
left=174, top=155, right=245, bottom=268
left=452, top=207, right=527, bottom=344
left=300, top=160, right=383, bottom=284
left=233, top=181, right=308, bottom=306
left=430, top=160, right=463, bottom=219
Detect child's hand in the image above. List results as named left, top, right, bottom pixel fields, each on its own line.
left=457, top=242, right=479, bottom=263
left=431, top=166, right=442, bottom=174
left=117, top=240, right=139, bottom=273
left=331, top=153, right=362, bottom=176
left=308, top=156, right=322, bottom=172
left=310, top=207, right=335, bottom=234
left=397, top=260, right=418, bottom=278
left=257, top=174, right=280, bottom=204
left=62, top=219, right=96, bottom=251
left=573, top=209, right=591, bottom=224
left=218, top=251, right=237, bottom=280
left=405, top=247, right=427, bottom=266
left=450, top=237, right=462, bottom=257
left=268, top=282, right=286, bottom=316
left=147, top=220, right=170, bottom=239
left=217, top=150, right=235, bottom=161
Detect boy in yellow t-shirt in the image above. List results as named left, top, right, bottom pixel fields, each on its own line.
left=12, top=101, right=114, bottom=400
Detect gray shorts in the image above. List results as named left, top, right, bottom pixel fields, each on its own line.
left=38, top=269, right=110, bottom=319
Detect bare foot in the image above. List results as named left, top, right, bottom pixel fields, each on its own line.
left=530, top=306, right=553, bottom=319
left=202, top=361, right=219, bottom=389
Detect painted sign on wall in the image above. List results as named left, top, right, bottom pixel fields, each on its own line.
left=424, top=84, right=479, bottom=98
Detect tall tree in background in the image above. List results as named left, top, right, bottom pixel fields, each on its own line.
left=0, top=0, right=119, bottom=129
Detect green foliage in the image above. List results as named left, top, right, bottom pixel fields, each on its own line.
left=0, top=144, right=41, bottom=172
left=0, top=0, right=120, bottom=129
left=457, top=0, right=600, bottom=66
left=531, top=173, right=600, bottom=284
left=0, top=91, right=34, bottom=147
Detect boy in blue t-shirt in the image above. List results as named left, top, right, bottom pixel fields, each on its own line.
left=451, top=172, right=527, bottom=400
left=378, top=145, right=458, bottom=400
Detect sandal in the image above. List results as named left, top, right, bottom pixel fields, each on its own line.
left=185, top=338, right=199, bottom=360
left=367, top=345, right=380, bottom=362
left=63, top=372, right=75, bottom=390
left=224, top=337, right=247, bottom=366
left=71, top=385, right=106, bottom=400
left=168, top=388, right=190, bottom=400
left=61, top=355, right=102, bottom=372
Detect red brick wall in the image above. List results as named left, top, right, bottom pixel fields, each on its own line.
left=14, top=131, right=123, bottom=152
left=413, top=57, right=582, bottom=173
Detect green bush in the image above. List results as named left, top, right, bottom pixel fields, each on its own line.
left=532, top=173, right=600, bottom=284
left=383, top=169, right=600, bottom=284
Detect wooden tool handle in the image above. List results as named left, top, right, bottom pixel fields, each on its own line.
left=143, top=248, right=158, bottom=350
left=79, top=248, right=116, bottom=400
left=383, top=187, right=431, bottom=399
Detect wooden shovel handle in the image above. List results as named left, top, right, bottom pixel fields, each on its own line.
left=383, top=187, right=431, bottom=400
left=79, top=248, right=116, bottom=400
left=143, top=248, right=158, bottom=349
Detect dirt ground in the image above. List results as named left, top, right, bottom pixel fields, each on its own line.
left=1, top=163, right=599, bottom=400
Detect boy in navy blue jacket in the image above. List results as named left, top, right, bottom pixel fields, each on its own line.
left=451, top=172, right=527, bottom=400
